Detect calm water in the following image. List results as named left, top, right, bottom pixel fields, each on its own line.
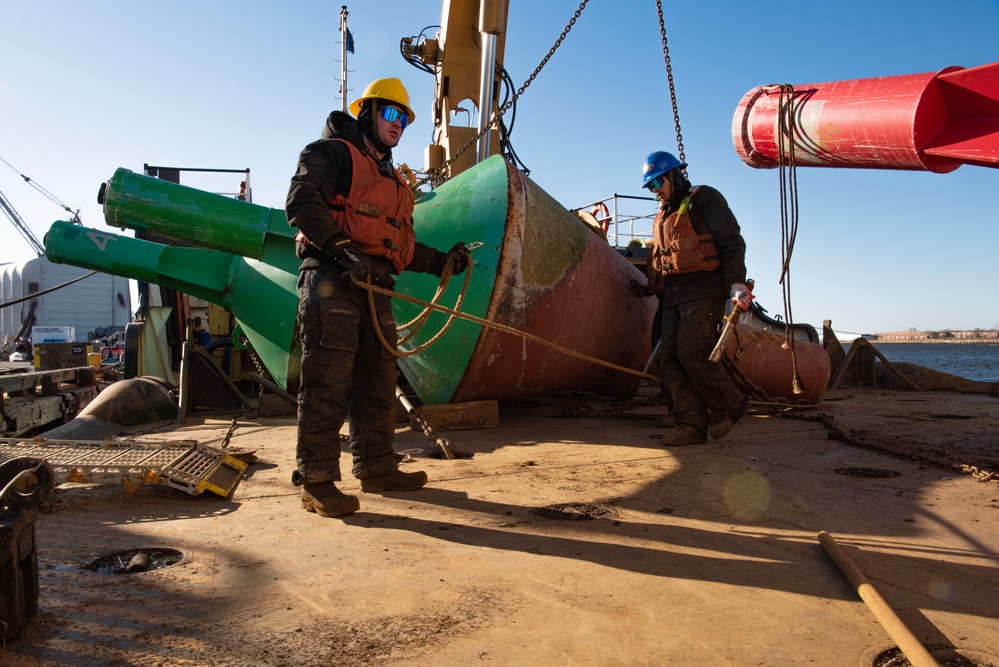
left=869, top=342, right=999, bottom=382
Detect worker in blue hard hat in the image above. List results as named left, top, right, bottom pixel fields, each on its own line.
left=285, top=77, right=469, bottom=517
left=635, top=150, right=751, bottom=446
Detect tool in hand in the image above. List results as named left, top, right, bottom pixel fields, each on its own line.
left=709, top=279, right=754, bottom=363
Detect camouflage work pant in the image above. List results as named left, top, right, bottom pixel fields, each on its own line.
left=294, top=267, right=400, bottom=484
left=659, top=297, right=744, bottom=438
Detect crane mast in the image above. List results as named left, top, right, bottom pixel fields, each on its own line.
left=0, top=186, right=45, bottom=256
left=405, top=0, right=509, bottom=181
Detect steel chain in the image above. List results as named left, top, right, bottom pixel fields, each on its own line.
left=427, top=0, right=590, bottom=187
left=655, top=0, right=685, bottom=173
left=414, top=416, right=456, bottom=459
left=722, top=355, right=798, bottom=406
left=245, top=345, right=270, bottom=418
left=777, top=412, right=999, bottom=485
left=719, top=328, right=817, bottom=408
left=248, top=346, right=267, bottom=377
left=959, top=464, right=998, bottom=484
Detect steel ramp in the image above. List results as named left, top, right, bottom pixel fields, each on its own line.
left=0, top=437, right=247, bottom=497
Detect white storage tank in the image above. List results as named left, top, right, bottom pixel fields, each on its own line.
left=1, top=256, right=131, bottom=345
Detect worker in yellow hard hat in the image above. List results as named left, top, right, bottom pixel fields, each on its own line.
left=285, top=77, right=469, bottom=518
left=347, top=77, right=417, bottom=155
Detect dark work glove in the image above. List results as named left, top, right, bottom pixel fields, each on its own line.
left=429, top=242, right=470, bottom=278
left=628, top=278, right=651, bottom=297
left=337, top=246, right=371, bottom=282
left=445, top=242, right=469, bottom=276
left=323, top=235, right=370, bottom=282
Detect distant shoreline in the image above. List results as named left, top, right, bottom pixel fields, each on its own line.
left=866, top=338, right=999, bottom=345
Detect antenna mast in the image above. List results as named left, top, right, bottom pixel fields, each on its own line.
left=338, top=6, right=351, bottom=113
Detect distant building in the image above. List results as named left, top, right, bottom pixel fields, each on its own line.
left=954, top=329, right=999, bottom=339
left=0, top=256, right=131, bottom=348
left=874, top=329, right=999, bottom=341
left=876, top=331, right=933, bottom=341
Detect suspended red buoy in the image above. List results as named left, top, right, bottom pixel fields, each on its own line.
left=732, top=61, right=999, bottom=172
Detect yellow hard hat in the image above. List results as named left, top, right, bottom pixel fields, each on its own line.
left=349, top=77, right=415, bottom=124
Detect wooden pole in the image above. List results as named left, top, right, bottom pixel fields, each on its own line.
left=818, top=531, right=939, bottom=667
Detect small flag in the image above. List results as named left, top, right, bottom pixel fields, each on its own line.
left=345, top=27, right=355, bottom=54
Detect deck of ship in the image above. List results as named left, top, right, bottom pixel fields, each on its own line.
left=3, top=385, right=999, bottom=666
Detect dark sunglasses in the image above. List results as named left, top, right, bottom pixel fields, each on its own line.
left=645, top=175, right=666, bottom=191
left=379, top=105, right=408, bottom=129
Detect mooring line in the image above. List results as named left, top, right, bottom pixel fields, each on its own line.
left=351, top=270, right=659, bottom=382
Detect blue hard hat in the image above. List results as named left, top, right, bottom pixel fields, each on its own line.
left=642, top=151, right=686, bottom=186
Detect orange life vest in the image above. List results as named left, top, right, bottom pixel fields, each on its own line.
left=650, top=187, right=721, bottom=276
left=328, top=139, right=416, bottom=272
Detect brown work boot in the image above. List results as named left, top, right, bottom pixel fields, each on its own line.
left=659, top=427, right=706, bottom=446
left=731, top=395, right=750, bottom=422
left=302, top=482, right=360, bottom=517
left=708, top=417, right=735, bottom=440
left=710, top=396, right=750, bottom=440
left=657, top=415, right=676, bottom=428
left=360, top=469, right=428, bottom=493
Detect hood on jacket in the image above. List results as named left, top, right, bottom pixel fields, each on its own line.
left=661, top=171, right=692, bottom=214
left=322, top=110, right=362, bottom=142
left=321, top=110, right=395, bottom=170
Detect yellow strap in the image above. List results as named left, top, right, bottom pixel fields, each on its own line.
left=677, top=195, right=692, bottom=216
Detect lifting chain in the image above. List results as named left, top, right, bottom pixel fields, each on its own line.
left=244, top=342, right=275, bottom=418
left=247, top=345, right=268, bottom=379
left=426, top=0, right=591, bottom=187
left=655, top=0, right=686, bottom=174
left=720, top=327, right=817, bottom=408
left=722, top=355, right=804, bottom=408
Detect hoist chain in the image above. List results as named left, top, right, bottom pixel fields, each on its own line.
left=655, top=0, right=685, bottom=174
left=720, top=329, right=815, bottom=408
left=233, top=344, right=270, bottom=419
left=247, top=344, right=268, bottom=378
left=722, top=355, right=789, bottom=406
left=427, top=0, right=591, bottom=187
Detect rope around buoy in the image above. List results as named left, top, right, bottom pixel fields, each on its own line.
left=351, top=249, right=659, bottom=382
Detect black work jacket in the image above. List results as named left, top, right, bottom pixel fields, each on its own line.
left=286, top=111, right=439, bottom=274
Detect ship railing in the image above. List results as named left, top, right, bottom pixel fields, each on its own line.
left=573, top=193, right=658, bottom=250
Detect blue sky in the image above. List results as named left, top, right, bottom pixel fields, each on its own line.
left=2, top=1, right=998, bottom=336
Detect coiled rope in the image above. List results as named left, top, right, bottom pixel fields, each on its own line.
left=353, top=248, right=659, bottom=382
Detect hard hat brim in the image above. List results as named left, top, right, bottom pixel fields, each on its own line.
left=642, top=162, right=687, bottom=185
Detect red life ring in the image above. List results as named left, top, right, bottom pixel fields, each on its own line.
left=590, top=202, right=611, bottom=233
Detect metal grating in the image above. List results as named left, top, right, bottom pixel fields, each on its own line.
left=0, top=438, right=246, bottom=497
left=160, top=446, right=247, bottom=497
